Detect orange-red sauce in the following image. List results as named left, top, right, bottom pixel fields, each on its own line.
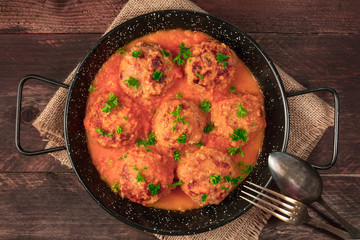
left=85, top=29, right=265, bottom=211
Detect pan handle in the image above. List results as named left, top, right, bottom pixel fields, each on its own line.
left=286, top=87, right=339, bottom=170
left=15, top=75, right=69, bottom=156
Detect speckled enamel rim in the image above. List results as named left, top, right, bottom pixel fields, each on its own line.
left=64, top=10, right=289, bottom=235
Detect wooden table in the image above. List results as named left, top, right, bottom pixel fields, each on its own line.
left=1, top=1, right=359, bottom=239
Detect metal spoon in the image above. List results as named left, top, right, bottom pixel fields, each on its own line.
left=268, top=152, right=360, bottom=239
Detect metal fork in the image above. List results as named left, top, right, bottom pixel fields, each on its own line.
left=241, top=181, right=351, bottom=239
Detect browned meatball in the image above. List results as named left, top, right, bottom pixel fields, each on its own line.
left=184, top=40, right=237, bottom=92
left=118, top=149, right=174, bottom=206
left=84, top=92, right=141, bottom=148
left=177, top=147, right=239, bottom=206
left=211, top=94, right=266, bottom=148
left=119, top=42, right=174, bottom=99
left=153, top=99, right=207, bottom=150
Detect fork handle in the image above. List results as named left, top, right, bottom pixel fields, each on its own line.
left=307, top=216, right=352, bottom=239
left=318, top=197, right=360, bottom=238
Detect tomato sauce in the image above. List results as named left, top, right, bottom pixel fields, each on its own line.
left=85, top=29, right=265, bottom=211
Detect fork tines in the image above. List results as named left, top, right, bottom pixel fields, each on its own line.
left=240, top=181, right=303, bottom=224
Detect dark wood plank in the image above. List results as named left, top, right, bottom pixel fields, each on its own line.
left=0, top=173, right=157, bottom=239
left=1, top=0, right=359, bottom=34
left=260, top=176, right=360, bottom=240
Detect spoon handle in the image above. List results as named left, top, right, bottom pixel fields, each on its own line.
left=318, top=197, right=360, bottom=238
left=306, top=216, right=351, bottom=239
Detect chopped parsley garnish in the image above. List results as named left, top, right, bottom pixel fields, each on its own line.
left=170, top=180, right=183, bottom=187
left=205, top=57, right=210, bottom=62
left=195, top=141, right=203, bottom=149
left=241, top=164, right=253, bottom=174
left=173, top=150, right=181, bottom=161
left=132, top=165, right=148, bottom=183
left=170, top=105, right=189, bottom=132
left=124, top=76, right=139, bottom=90
left=123, top=115, right=129, bottom=120
left=201, top=193, right=207, bottom=202
left=101, top=175, right=106, bottom=181
left=161, top=49, right=170, bottom=57
left=204, top=121, right=215, bottom=133
left=195, top=72, right=204, bottom=79
left=209, top=174, right=221, bottom=185
left=116, top=125, right=123, bottom=134
left=200, top=100, right=211, bottom=113
left=173, top=42, right=192, bottom=66
left=137, top=132, right=157, bottom=152
left=230, top=86, right=236, bottom=93
left=132, top=50, right=142, bottom=58
left=237, top=101, right=248, bottom=118
left=224, top=175, right=242, bottom=185
left=119, top=153, right=128, bottom=160
left=148, top=183, right=161, bottom=195
left=95, top=127, right=113, bottom=138
left=220, top=186, right=229, bottom=190
left=177, top=133, right=187, bottom=143
left=152, top=70, right=163, bottom=81
left=228, top=145, right=244, bottom=157
left=230, top=128, right=248, bottom=142
left=176, top=92, right=183, bottom=98
left=100, top=93, right=119, bottom=113
left=216, top=52, right=230, bottom=68
left=110, top=182, right=121, bottom=193
left=88, top=85, right=96, bottom=92
left=117, top=48, right=126, bottom=54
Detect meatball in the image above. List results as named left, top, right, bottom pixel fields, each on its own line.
left=153, top=99, right=207, bottom=150
left=211, top=94, right=266, bottom=148
left=84, top=92, right=141, bottom=148
left=119, top=42, right=174, bottom=99
left=118, top=149, right=174, bottom=206
left=184, top=40, right=237, bottom=92
left=177, top=147, right=239, bottom=206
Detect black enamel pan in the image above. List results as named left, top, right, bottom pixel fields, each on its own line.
left=15, top=10, right=339, bottom=235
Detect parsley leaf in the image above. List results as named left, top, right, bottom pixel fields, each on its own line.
left=228, top=145, right=244, bottom=157
left=124, top=76, right=139, bottom=90
left=209, top=174, right=221, bottom=185
left=117, top=48, right=126, bottom=54
left=230, top=128, right=248, bottom=142
left=118, top=153, right=128, bottom=160
left=152, top=70, right=163, bottom=81
left=219, top=186, right=229, bottom=190
left=204, top=121, right=215, bottom=133
left=132, top=50, right=142, bottom=58
left=170, top=105, right=189, bottom=132
left=195, top=72, right=203, bottom=79
left=116, top=125, right=123, bottom=134
left=88, top=85, right=96, bottom=92
left=205, top=57, right=210, bottom=62
left=170, top=180, right=183, bottom=187
left=195, top=141, right=203, bottom=149
left=161, top=49, right=170, bottom=57
left=230, top=86, right=236, bottom=93
left=148, top=183, right=161, bottom=195
left=132, top=165, right=148, bottom=183
left=177, top=133, right=187, bottom=143
left=241, top=164, right=253, bottom=174
left=237, top=101, right=248, bottom=118
left=176, top=92, right=183, bottom=98
left=110, top=182, right=121, bottom=193
left=123, top=115, right=129, bottom=120
left=224, top=175, right=242, bottom=185
left=173, top=42, right=192, bottom=66
left=101, top=93, right=119, bottom=113
left=216, top=52, right=229, bottom=69
left=201, top=193, right=207, bottom=202
left=173, top=150, right=181, bottom=161
left=137, top=132, right=157, bottom=152
left=95, top=127, right=113, bottom=138
left=200, top=100, right=211, bottom=113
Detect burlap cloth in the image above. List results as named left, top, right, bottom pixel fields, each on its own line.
left=33, top=0, right=334, bottom=239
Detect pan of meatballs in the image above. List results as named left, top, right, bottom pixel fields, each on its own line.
left=16, top=10, right=293, bottom=235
